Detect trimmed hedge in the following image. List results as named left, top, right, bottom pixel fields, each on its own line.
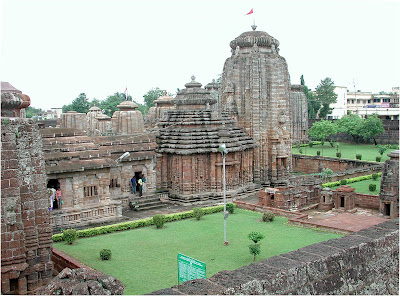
left=292, top=141, right=322, bottom=148
left=322, top=172, right=382, bottom=188
left=52, top=205, right=226, bottom=242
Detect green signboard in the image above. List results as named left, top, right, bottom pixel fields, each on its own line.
left=177, top=253, right=206, bottom=284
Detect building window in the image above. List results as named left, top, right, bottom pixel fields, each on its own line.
left=84, top=186, right=98, bottom=197
left=373, top=98, right=381, bottom=103
left=109, top=178, right=120, bottom=188
left=368, top=100, right=371, bottom=103
left=383, top=98, right=390, bottom=103
left=347, top=99, right=350, bottom=104
left=352, top=99, right=355, bottom=104
left=357, top=99, right=360, bottom=104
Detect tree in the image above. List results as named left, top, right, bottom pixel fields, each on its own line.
left=301, top=75, right=320, bottom=119
left=376, top=144, right=389, bottom=157
left=25, top=106, right=45, bottom=119
left=315, top=78, right=337, bottom=118
left=336, top=114, right=363, bottom=142
left=308, top=120, right=338, bottom=146
left=357, top=114, right=385, bottom=145
left=62, top=93, right=90, bottom=114
left=143, top=87, right=166, bottom=110
left=248, top=232, right=265, bottom=261
left=99, top=92, right=126, bottom=117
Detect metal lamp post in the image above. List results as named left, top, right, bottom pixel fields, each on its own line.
left=218, top=144, right=228, bottom=245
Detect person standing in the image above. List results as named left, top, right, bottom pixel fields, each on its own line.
left=142, top=174, right=146, bottom=194
left=56, top=187, right=63, bottom=210
left=137, top=177, right=143, bottom=197
left=130, top=176, right=137, bottom=194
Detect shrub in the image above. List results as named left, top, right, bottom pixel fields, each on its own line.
left=308, top=142, right=313, bottom=147
left=356, top=154, right=362, bottom=160
left=321, top=172, right=382, bottom=188
left=298, top=148, right=303, bottom=154
left=193, top=207, right=204, bottom=220
left=248, top=232, right=265, bottom=244
left=62, top=229, right=78, bottom=245
left=248, top=244, right=261, bottom=261
left=321, top=141, right=325, bottom=146
left=372, top=173, right=379, bottom=180
left=340, top=179, right=347, bottom=185
left=376, top=156, right=381, bottom=162
left=153, top=214, right=166, bottom=229
left=262, top=212, right=275, bottom=222
left=100, top=249, right=112, bottom=260
left=336, top=152, right=341, bottom=158
left=369, top=184, right=376, bottom=192
left=226, top=203, right=235, bottom=214
left=317, top=151, right=321, bottom=156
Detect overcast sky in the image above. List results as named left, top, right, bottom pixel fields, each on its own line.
left=1, top=0, right=399, bottom=110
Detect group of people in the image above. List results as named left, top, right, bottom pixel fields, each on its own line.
left=48, top=187, right=63, bottom=211
left=130, top=174, right=146, bottom=197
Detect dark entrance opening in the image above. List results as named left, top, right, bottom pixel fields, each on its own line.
left=9, top=278, right=19, bottom=294
left=384, top=203, right=391, bottom=216
left=135, top=171, right=142, bottom=193
left=340, top=196, right=345, bottom=207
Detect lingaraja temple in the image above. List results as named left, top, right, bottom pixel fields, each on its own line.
left=156, top=76, right=258, bottom=203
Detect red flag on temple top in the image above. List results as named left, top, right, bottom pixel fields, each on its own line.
left=246, top=9, right=253, bottom=15
left=124, top=87, right=127, bottom=93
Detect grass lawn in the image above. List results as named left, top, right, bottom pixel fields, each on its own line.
left=331, top=177, right=381, bottom=195
left=54, top=209, right=342, bottom=295
left=293, top=142, right=397, bottom=162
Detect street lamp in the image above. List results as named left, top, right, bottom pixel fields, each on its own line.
left=218, top=144, right=228, bottom=245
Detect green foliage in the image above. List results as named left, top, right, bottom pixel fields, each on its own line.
left=248, top=244, right=261, bottom=261
left=356, top=154, right=362, bottom=160
left=315, top=78, right=338, bottom=118
left=97, top=92, right=126, bottom=117
left=62, top=93, right=90, bottom=113
left=322, top=172, right=382, bottom=188
left=62, top=229, right=78, bottom=245
left=376, top=156, right=381, bottom=162
left=193, top=207, right=204, bottom=220
left=226, top=203, right=235, bottom=214
left=292, top=141, right=321, bottom=148
left=337, top=114, right=363, bottom=142
left=52, top=205, right=226, bottom=242
left=308, top=120, right=338, bottom=142
left=340, top=179, right=347, bottom=185
left=376, top=144, right=389, bottom=156
left=308, top=142, right=314, bottom=147
left=298, top=148, right=303, bottom=154
left=248, top=232, right=265, bottom=244
left=319, top=168, right=333, bottom=182
left=153, top=214, right=166, bottom=229
left=357, top=114, right=385, bottom=145
left=25, top=106, right=45, bottom=119
left=317, top=151, right=321, bottom=156
left=143, top=87, right=166, bottom=112
left=369, top=184, right=376, bottom=191
left=262, top=212, right=275, bottom=222
left=100, top=249, right=112, bottom=260
left=372, top=173, right=379, bottom=180
left=336, top=152, right=341, bottom=158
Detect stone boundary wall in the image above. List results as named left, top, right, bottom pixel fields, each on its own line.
left=51, top=248, right=91, bottom=273
left=150, top=218, right=399, bottom=295
left=355, top=193, right=380, bottom=210
left=292, top=154, right=382, bottom=175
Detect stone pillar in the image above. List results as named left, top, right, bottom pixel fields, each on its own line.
left=61, top=111, right=87, bottom=130
left=319, top=187, right=334, bottom=211
left=379, top=150, right=399, bottom=218
left=112, top=101, right=144, bottom=135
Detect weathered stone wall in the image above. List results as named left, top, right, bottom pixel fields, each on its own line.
left=61, top=111, right=87, bottom=130
left=355, top=193, right=380, bottom=210
left=290, top=84, right=309, bottom=144
left=51, top=248, right=90, bottom=273
left=379, top=150, right=399, bottom=218
left=150, top=219, right=399, bottom=295
left=1, top=118, right=53, bottom=294
left=292, top=154, right=381, bottom=174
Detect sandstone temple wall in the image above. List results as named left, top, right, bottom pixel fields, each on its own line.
left=1, top=118, right=53, bottom=294
left=150, top=219, right=399, bottom=295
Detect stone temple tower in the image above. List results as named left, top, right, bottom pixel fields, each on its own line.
left=220, top=27, right=292, bottom=186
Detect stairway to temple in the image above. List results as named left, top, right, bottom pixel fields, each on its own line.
left=129, top=194, right=166, bottom=211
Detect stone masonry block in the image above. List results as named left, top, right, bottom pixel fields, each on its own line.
left=208, top=270, right=256, bottom=290
left=311, top=272, right=349, bottom=295
left=173, top=278, right=225, bottom=295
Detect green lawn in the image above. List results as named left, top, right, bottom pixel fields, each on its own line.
left=293, top=142, right=397, bottom=162
left=54, top=209, right=342, bottom=295
left=331, top=177, right=381, bottom=195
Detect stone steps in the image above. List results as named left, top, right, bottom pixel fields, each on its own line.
left=129, top=195, right=165, bottom=211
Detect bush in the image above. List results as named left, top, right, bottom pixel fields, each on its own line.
left=356, top=154, right=362, bottom=160
left=317, top=151, right=321, bottom=156
left=153, top=214, right=166, bottom=229
left=340, top=179, right=347, bottom=185
left=262, top=212, right=275, bottom=222
left=193, top=207, right=204, bottom=220
left=369, top=184, right=376, bottom=192
left=322, top=172, right=382, bottom=188
left=372, top=173, right=379, bottom=180
left=376, top=156, right=381, bottom=162
left=248, top=232, right=265, bottom=244
left=100, top=249, right=112, bottom=260
left=226, top=203, right=235, bottom=214
left=62, top=229, right=78, bottom=245
left=248, top=244, right=261, bottom=261
left=336, top=152, right=341, bottom=158
left=298, top=148, right=303, bottom=154
left=308, top=142, right=313, bottom=147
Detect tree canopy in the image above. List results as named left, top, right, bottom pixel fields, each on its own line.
left=308, top=120, right=338, bottom=145
left=315, top=77, right=337, bottom=119
left=357, top=114, right=385, bottom=145
left=62, top=93, right=90, bottom=114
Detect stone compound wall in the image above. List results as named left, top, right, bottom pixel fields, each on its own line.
left=150, top=219, right=399, bottom=295
left=1, top=118, right=53, bottom=294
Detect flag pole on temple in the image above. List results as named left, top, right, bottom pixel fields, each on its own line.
left=245, top=8, right=257, bottom=30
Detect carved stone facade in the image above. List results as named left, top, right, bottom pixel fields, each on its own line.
left=157, top=77, right=257, bottom=203
left=111, top=101, right=144, bottom=135
left=333, top=185, right=356, bottom=211
left=290, top=84, right=309, bottom=143
left=220, top=29, right=292, bottom=186
left=379, top=150, right=399, bottom=218
left=146, top=93, right=175, bottom=128
left=1, top=89, right=53, bottom=294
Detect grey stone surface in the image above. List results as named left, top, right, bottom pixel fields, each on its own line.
left=173, top=278, right=225, bottom=295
